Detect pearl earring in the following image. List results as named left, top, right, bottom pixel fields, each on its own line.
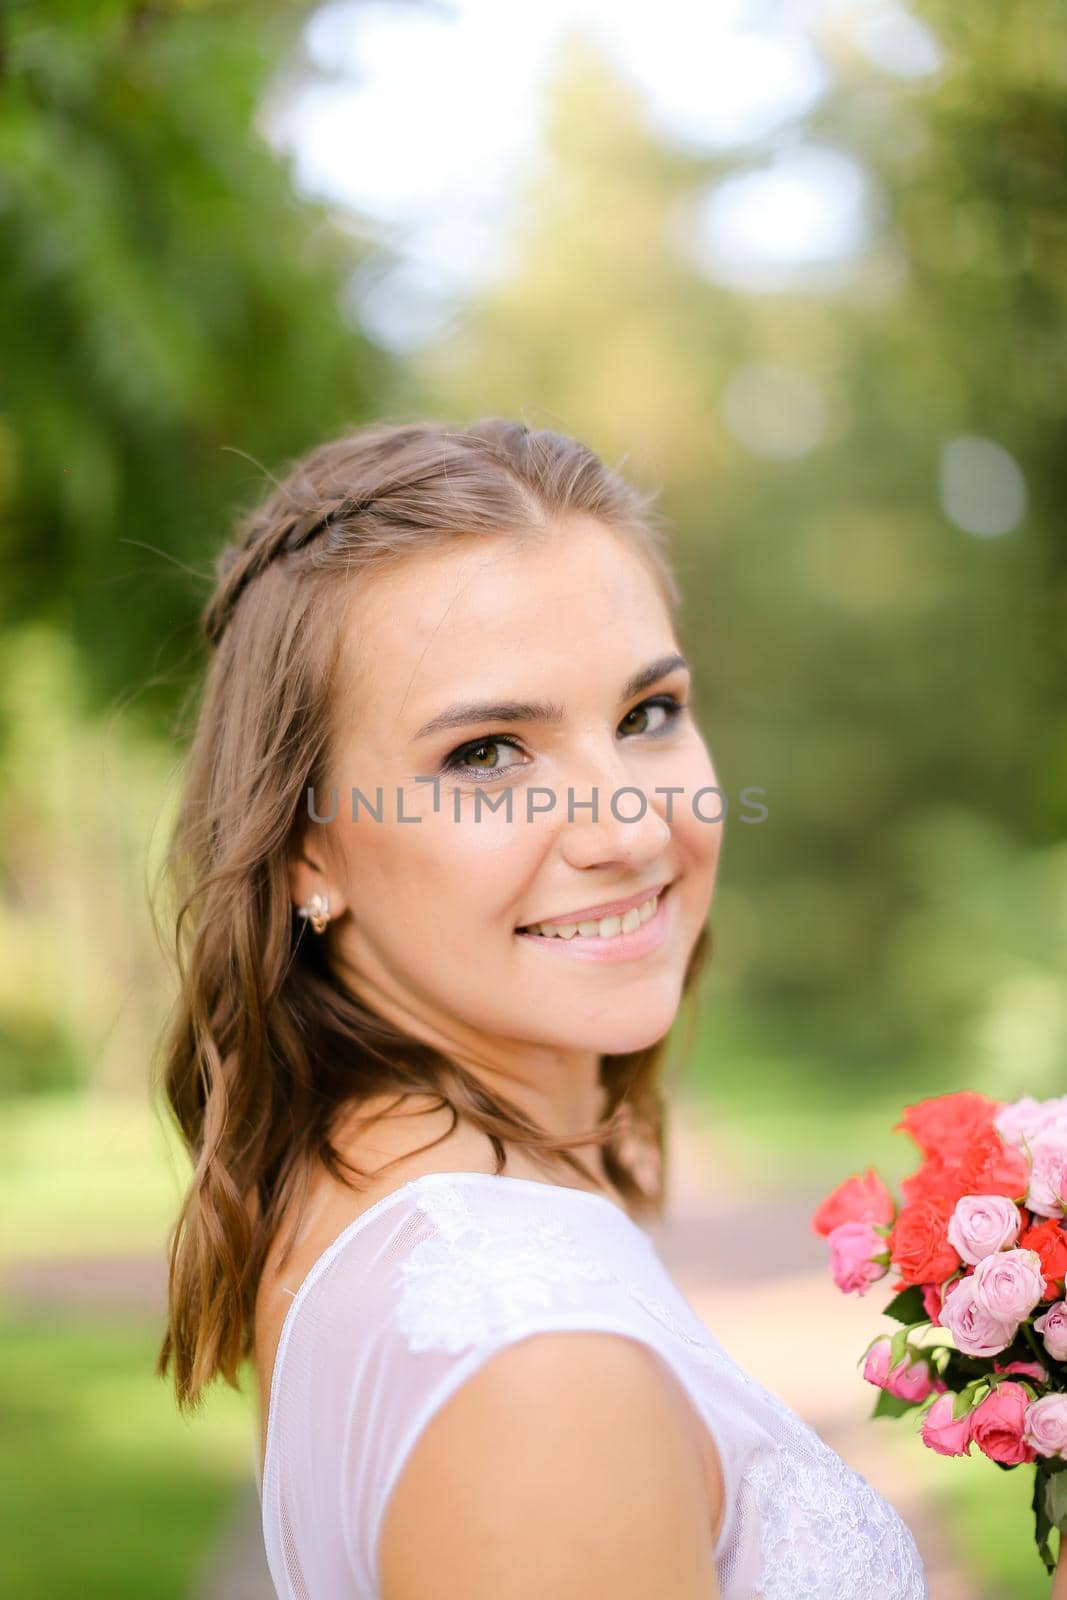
left=297, top=891, right=331, bottom=934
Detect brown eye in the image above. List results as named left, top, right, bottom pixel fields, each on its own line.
left=619, top=696, right=685, bottom=737
left=466, top=742, right=500, bottom=769
left=441, top=735, right=526, bottom=780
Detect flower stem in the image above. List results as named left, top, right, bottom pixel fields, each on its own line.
left=1022, top=1321, right=1048, bottom=1372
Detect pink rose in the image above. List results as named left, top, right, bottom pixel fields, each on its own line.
left=862, top=1336, right=893, bottom=1389
left=993, top=1358, right=1050, bottom=1384
left=1034, top=1301, right=1067, bottom=1363
left=946, top=1194, right=1021, bottom=1264
left=828, top=1220, right=889, bottom=1295
left=921, top=1282, right=944, bottom=1325
left=970, top=1383, right=1037, bottom=1465
left=1026, top=1126, right=1067, bottom=1219
left=995, top=1096, right=1058, bottom=1148
left=1023, top=1395, right=1067, bottom=1460
left=939, top=1274, right=1017, bottom=1357
left=885, top=1354, right=941, bottom=1404
left=920, top=1392, right=974, bottom=1457
left=971, top=1247, right=1045, bottom=1321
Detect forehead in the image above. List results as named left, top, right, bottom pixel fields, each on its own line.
left=336, top=516, right=673, bottom=726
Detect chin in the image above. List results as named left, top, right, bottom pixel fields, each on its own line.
left=583, top=993, right=684, bottom=1058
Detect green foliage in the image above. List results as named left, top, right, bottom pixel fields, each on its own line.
left=416, top=13, right=1067, bottom=1087
left=884, top=1285, right=927, bottom=1324
left=0, top=0, right=391, bottom=728
left=0, top=1309, right=252, bottom=1598
left=872, top=1388, right=917, bottom=1419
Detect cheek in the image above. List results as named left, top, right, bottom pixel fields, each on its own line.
left=670, top=740, right=725, bottom=874
left=349, top=802, right=535, bottom=933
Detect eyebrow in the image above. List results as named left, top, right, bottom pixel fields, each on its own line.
left=412, top=653, right=690, bottom=741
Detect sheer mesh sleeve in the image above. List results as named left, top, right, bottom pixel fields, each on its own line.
left=259, top=1171, right=927, bottom=1600
left=259, top=1174, right=754, bottom=1600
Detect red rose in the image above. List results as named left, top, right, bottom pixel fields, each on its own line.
left=921, top=1282, right=944, bottom=1324
left=890, top=1197, right=960, bottom=1287
left=812, top=1168, right=895, bottom=1238
left=955, top=1130, right=1030, bottom=1201
left=1019, top=1217, right=1067, bottom=1300
left=900, top=1153, right=961, bottom=1205
left=900, top=1130, right=1028, bottom=1210
left=895, top=1091, right=1001, bottom=1161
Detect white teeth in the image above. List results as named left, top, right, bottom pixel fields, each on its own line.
left=527, top=892, right=661, bottom=940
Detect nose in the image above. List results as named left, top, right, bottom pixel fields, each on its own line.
left=556, top=747, right=672, bottom=872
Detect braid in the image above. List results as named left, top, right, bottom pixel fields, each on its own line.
left=201, top=486, right=375, bottom=649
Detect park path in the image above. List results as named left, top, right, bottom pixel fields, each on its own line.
left=2, top=1101, right=987, bottom=1598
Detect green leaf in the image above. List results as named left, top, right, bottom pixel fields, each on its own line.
left=1046, top=1468, right=1067, bottom=1534
left=872, top=1389, right=918, bottom=1419
left=1034, top=1465, right=1057, bottom=1576
left=951, top=1387, right=974, bottom=1421
left=888, top=1326, right=910, bottom=1370
left=883, top=1285, right=926, bottom=1324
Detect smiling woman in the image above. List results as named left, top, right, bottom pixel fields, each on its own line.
left=153, top=418, right=929, bottom=1600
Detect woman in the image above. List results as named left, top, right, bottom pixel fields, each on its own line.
left=156, top=418, right=931, bottom=1598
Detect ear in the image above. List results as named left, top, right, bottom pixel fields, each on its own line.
left=287, top=829, right=349, bottom=920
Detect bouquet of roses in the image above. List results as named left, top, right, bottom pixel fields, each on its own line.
left=813, top=1090, right=1067, bottom=1574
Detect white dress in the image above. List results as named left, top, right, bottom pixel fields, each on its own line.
left=255, top=1170, right=928, bottom=1600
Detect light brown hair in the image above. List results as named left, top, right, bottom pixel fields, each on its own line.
left=153, top=417, right=712, bottom=1413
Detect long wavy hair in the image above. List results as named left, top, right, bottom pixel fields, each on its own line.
left=153, top=417, right=713, bottom=1413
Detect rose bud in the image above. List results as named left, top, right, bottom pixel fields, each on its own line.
left=1034, top=1301, right=1067, bottom=1363
left=828, top=1220, right=890, bottom=1296
left=1022, top=1395, right=1067, bottom=1460
left=920, top=1392, right=974, bottom=1458
left=885, top=1355, right=940, bottom=1404
left=970, top=1383, right=1037, bottom=1466
left=862, top=1336, right=893, bottom=1389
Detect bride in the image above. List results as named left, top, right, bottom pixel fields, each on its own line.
left=155, top=417, right=936, bottom=1598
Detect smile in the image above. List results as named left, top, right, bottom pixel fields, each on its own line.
left=519, top=887, right=664, bottom=941
left=515, top=884, right=674, bottom=963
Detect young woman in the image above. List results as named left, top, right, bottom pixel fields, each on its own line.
left=155, top=418, right=931, bottom=1598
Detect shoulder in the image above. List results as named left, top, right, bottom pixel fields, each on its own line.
left=378, top=1329, right=721, bottom=1600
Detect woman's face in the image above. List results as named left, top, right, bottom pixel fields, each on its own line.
left=300, top=514, right=722, bottom=1075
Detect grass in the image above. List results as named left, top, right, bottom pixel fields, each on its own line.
left=0, top=1309, right=256, bottom=1600
left=926, top=1451, right=1057, bottom=1600
left=0, top=1090, right=189, bottom=1262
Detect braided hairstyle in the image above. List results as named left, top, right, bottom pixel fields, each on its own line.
left=153, top=417, right=711, bottom=1412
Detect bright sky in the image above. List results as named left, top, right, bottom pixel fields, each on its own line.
left=263, top=0, right=941, bottom=347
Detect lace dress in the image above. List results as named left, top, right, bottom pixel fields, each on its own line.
left=255, top=1170, right=928, bottom=1600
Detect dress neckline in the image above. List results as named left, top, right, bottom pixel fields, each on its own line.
left=257, top=1168, right=634, bottom=1499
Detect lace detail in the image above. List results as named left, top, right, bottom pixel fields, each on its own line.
left=398, top=1180, right=780, bottom=1395
left=396, top=1181, right=617, bottom=1353
left=745, top=1415, right=928, bottom=1600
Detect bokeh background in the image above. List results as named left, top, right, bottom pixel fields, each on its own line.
left=2, top=1, right=1065, bottom=1595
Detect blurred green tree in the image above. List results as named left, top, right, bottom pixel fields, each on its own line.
left=415, top=16, right=1067, bottom=1085
left=0, top=0, right=392, bottom=728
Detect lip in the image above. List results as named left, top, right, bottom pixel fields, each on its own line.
left=517, top=882, right=673, bottom=963
left=517, top=878, right=672, bottom=932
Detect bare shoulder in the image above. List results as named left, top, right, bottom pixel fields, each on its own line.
left=329, top=1089, right=496, bottom=1197
left=379, top=1330, right=722, bottom=1600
